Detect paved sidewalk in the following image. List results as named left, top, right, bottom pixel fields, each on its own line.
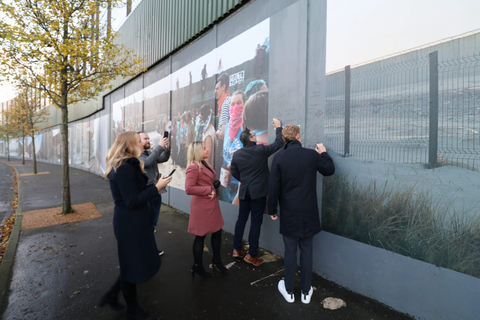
left=0, top=159, right=412, bottom=319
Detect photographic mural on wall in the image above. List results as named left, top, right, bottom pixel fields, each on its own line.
left=149, top=19, right=270, bottom=197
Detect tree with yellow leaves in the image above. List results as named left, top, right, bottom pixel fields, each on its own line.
left=6, top=86, right=49, bottom=173
left=0, top=107, right=14, bottom=162
left=0, top=0, right=144, bottom=214
left=2, top=99, right=29, bottom=165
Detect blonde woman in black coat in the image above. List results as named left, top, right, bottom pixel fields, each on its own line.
left=100, top=131, right=172, bottom=320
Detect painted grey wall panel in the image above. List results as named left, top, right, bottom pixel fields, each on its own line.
left=317, top=231, right=480, bottom=320
left=269, top=1, right=308, bottom=128
left=305, top=0, right=327, bottom=148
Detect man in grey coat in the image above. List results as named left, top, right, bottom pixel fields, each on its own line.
left=268, top=125, right=335, bottom=304
left=139, top=131, right=171, bottom=255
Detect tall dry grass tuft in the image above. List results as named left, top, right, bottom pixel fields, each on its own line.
left=322, top=174, right=480, bottom=278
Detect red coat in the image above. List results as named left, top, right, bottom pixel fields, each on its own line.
left=185, top=162, right=224, bottom=236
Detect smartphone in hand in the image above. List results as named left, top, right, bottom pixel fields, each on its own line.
left=165, top=169, right=176, bottom=178
left=163, top=131, right=169, bottom=138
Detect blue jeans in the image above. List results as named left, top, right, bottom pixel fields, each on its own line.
left=149, top=194, right=162, bottom=228
left=233, top=189, right=266, bottom=257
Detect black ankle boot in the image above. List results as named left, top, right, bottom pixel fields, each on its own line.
left=99, top=294, right=125, bottom=311
left=99, top=277, right=125, bottom=311
left=211, top=258, right=229, bottom=274
left=191, top=264, right=212, bottom=279
left=122, top=281, right=157, bottom=320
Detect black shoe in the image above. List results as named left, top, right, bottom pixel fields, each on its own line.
left=211, top=258, right=229, bottom=274
left=98, top=294, right=125, bottom=311
left=191, top=264, right=212, bottom=279
left=158, top=250, right=164, bottom=256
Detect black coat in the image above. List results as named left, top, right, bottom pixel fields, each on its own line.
left=108, top=157, right=161, bottom=283
left=267, top=140, right=335, bottom=238
left=230, top=127, right=284, bottom=200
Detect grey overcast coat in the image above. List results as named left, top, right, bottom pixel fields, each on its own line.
left=267, top=140, right=335, bottom=238
left=230, top=127, right=284, bottom=200
left=108, top=157, right=161, bottom=283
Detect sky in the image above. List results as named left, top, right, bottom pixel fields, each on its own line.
left=2, top=0, right=480, bottom=102
left=326, top=0, right=480, bottom=72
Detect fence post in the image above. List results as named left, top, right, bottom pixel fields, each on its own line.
left=344, top=65, right=351, bottom=157
left=428, top=51, right=438, bottom=168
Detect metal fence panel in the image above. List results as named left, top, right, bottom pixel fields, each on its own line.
left=326, top=52, right=480, bottom=172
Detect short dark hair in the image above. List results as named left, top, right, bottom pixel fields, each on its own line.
left=217, top=73, right=229, bottom=90
left=240, top=128, right=252, bottom=146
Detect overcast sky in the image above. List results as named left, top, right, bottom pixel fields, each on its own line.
left=326, top=0, right=480, bottom=72
left=2, top=0, right=480, bottom=102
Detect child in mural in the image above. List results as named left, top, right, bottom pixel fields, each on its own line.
left=245, top=79, right=268, bottom=101
left=185, top=111, right=196, bottom=148
left=243, top=90, right=269, bottom=145
left=214, top=72, right=231, bottom=187
left=228, top=87, right=270, bottom=205
left=199, top=104, right=216, bottom=166
left=175, top=115, right=181, bottom=164
left=170, top=117, right=177, bottom=165
left=219, top=90, right=245, bottom=203
left=178, top=113, right=188, bottom=167
left=215, top=72, right=231, bottom=141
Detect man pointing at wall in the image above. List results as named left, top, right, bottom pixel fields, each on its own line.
left=268, top=125, right=335, bottom=304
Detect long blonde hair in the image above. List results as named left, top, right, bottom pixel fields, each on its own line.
left=187, top=141, right=204, bottom=170
left=105, top=131, right=144, bottom=178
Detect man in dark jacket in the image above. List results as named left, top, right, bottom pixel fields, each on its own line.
left=268, top=125, right=335, bottom=304
left=230, top=118, right=283, bottom=266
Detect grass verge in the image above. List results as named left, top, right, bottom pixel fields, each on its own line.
left=322, top=174, right=480, bottom=278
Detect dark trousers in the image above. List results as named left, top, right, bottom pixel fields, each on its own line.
left=233, top=190, right=266, bottom=257
left=283, top=235, right=313, bottom=293
left=150, top=194, right=162, bottom=228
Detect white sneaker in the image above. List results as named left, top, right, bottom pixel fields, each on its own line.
left=301, top=286, right=313, bottom=304
left=278, top=280, right=295, bottom=303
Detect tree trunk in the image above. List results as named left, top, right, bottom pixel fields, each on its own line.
left=7, top=135, right=10, bottom=161
left=22, top=134, right=25, bottom=165
left=32, top=132, right=37, bottom=174
left=60, top=89, right=72, bottom=214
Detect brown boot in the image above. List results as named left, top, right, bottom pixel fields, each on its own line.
left=244, top=253, right=264, bottom=266
left=232, top=249, right=245, bottom=258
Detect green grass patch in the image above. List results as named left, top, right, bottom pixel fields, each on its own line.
left=322, top=174, right=480, bottom=278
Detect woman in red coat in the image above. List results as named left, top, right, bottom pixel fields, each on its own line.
left=185, top=141, right=228, bottom=278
